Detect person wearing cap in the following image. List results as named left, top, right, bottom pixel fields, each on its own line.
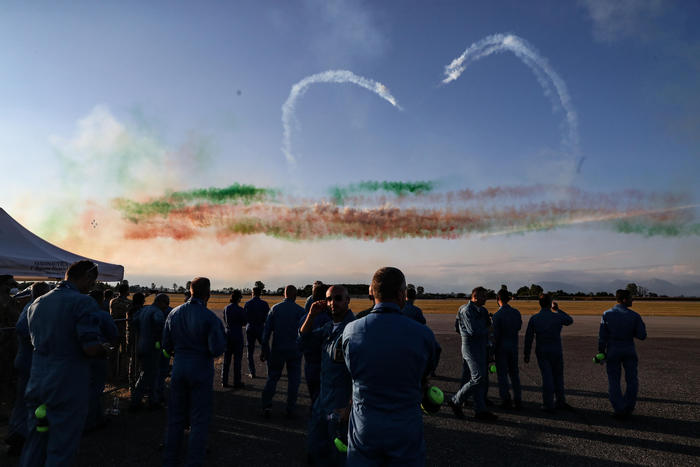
left=162, top=277, right=225, bottom=467
left=260, top=285, right=306, bottom=418
left=6, top=282, right=50, bottom=456
left=299, top=285, right=354, bottom=465
left=448, top=287, right=498, bottom=421
left=401, top=286, right=426, bottom=325
left=599, top=289, right=647, bottom=418
left=299, top=280, right=330, bottom=405
left=342, top=267, right=440, bottom=466
left=19, top=261, right=106, bottom=466
left=492, top=289, right=522, bottom=409
left=130, top=293, right=168, bottom=409
left=222, top=289, right=246, bottom=388
left=243, top=286, right=269, bottom=378
left=523, top=293, right=574, bottom=412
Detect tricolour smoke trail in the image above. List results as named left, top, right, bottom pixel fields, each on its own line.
left=443, top=33, right=580, bottom=161
left=282, top=70, right=402, bottom=165
left=330, top=180, right=436, bottom=204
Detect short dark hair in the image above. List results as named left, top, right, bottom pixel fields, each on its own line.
left=371, top=267, right=406, bottom=302
left=406, top=286, right=416, bottom=301
left=31, top=282, right=50, bottom=300
left=191, top=277, right=211, bottom=299
left=230, top=289, right=242, bottom=303
left=132, top=292, right=146, bottom=307
left=118, top=281, right=129, bottom=296
left=497, top=289, right=511, bottom=303
left=539, top=293, right=553, bottom=309
left=471, top=286, right=487, bottom=297
left=65, top=260, right=98, bottom=281
left=616, top=289, right=632, bottom=303
left=252, top=286, right=262, bottom=296
left=285, top=285, right=297, bottom=298
left=154, top=293, right=170, bottom=306
left=104, top=289, right=114, bottom=300
left=312, top=282, right=328, bottom=301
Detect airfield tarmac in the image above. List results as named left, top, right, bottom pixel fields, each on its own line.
left=1, top=314, right=698, bottom=466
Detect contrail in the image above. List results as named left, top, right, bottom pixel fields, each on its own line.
left=443, top=33, right=580, bottom=164
left=281, top=70, right=402, bottom=165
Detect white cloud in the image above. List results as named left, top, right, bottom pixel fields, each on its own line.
left=579, top=0, right=664, bottom=42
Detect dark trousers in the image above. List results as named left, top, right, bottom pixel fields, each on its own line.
left=606, top=347, right=639, bottom=413
left=496, top=346, right=521, bottom=402
left=246, top=328, right=263, bottom=377
left=536, top=350, right=565, bottom=409
left=222, top=336, right=244, bottom=386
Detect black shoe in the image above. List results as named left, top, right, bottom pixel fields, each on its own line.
left=233, top=382, right=245, bottom=389
left=612, top=411, right=631, bottom=420
left=556, top=402, right=575, bottom=412
left=540, top=406, right=556, bottom=414
left=499, top=400, right=513, bottom=410
left=474, top=411, right=498, bottom=421
left=222, top=382, right=231, bottom=388
left=447, top=398, right=465, bottom=420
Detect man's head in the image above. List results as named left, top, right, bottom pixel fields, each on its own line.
left=190, top=277, right=211, bottom=301
left=616, top=289, right=633, bottom=306
left=371, top=267, right=407, bottom=308
left=406, top=286, right=417, bottom=303
left=132, top=292, right=146, bottom=308
left=312, top=281, right=327, bottom=301
left=0, top=275, right=19, bottom=297
left=252, top=286, right=262, bottom=297
left=65, top=260, right=99, bottom=294
left=153, top=293, right=171, bottom=311
left=31, top=281, right=50, bottom=300
left=497, top=289, right=511, bottom=306
left=230, top=289, right=242, bottom=304
left=104, top=289, right=114, bottom=301
left=117, top=280, right=129, bottom=297
left=471, top=286, right=487, bottom=306
left=539, top=293, right=553, bottom=310
left=284, top=285, right=297, bottom=300
left=326, top=285, right=350, bottom=321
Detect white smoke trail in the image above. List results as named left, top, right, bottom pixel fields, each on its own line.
left=443, top=33, right=580, bottom=162
left=282, top=70, right=402, bottom=165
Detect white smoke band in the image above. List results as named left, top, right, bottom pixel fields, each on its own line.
left=443, top=34, right=580, bottom=160
left=282, top=70, right=402, bottom=165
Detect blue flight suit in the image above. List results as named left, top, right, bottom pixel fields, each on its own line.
left=492, top=303, right=522, bottom=404
left=19, top=281, right=102, bottom=467
left=222, top=302, right=247, bottom=386
left=524, top=308, right=573, bottom=409
left=132, top=305, right=165, bottom=406
left=156, top=306, right=173, bottom=402
left=401, top=302, right=426, bottom=325
left=299, top=311, right=355, bottom=466
left=452, top=302, right=490, bottom=413
left=342, top=303, right=440, bottom=466
left=162, top=298, right=225, bottom=467
left=86, top=308, right=118, bottom=430
left=261, top=298, right=305, bottom=411
left=243, top=296, right=269, bottom=377
left=8, top=302, right=33, bottom=440
left=299, top=307, right=332, bottom=405
left=599, top=304, right=647, bottom=414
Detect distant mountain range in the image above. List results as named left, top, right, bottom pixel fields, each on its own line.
left=535, top=278, right=700, bottom=297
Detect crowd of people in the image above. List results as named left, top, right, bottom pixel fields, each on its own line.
left=0, top=263, right=648, bottom=466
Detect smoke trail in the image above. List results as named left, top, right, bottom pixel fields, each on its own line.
left=281, top=70, right=402, bottom=165
left=330, top=180, right=436, bottom=204
left=443, top=33, right=580, bottom=162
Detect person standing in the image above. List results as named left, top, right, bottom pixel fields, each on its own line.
left=599, top=289, right=647, bottom=418
left=243, top=286, right=269, bottom=378
left=6, top=282, right=50, bottom=456
left=401, top=286, right=426, bottom=325
left=299, top=280, right=330, bottom=405
left=299, top=285, right=354, bottom=465
left=0, top=275, right=22, bottom=410
left=162, top=277, right=225, bottom=467
left=342, top=267, right=440, bottom=465
left=130, top=294, right=167, bottom=409
left=222, top=290, right=246, bottom=388
left=109, top=281, right=131, bottom=378
left=492, top=289, right=522, bottom=409
left=19, top=261, right=106, bottom=466
left=261, top=285, right=305, bottom=418
left=523, top=293, right=574, bottom=412
left=448, top=287, right=498, bottom=421
left=127, top=292, right=146, bottom=391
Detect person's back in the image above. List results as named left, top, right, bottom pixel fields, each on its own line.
left=600, top=305, right=646, bottom=350
left=492, top=295, right=522, bottom=409
left=525, top=308, right=572, bottom=354
left=401, top=301, right=427, bottom=325
left=244, top=296, right=269, bottom=330
left=264, top=298, right=305, bottom=352
left=493, top=303, right=521, bottom=349
left=165, top=299, right=224, bottom=360
left=134, top=304, right=164, bottom=356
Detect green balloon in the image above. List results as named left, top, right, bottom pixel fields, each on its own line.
left=155, top=341, right=161, bottom=350
left=35, top=404, right=47, bottom=419
left=428, top=386, right=444, bottom=405
left=489, top=364, right=497, bottom=373
left=162, top=349, right=171, bottom=359
left=334, top=438, right=348, bottom=453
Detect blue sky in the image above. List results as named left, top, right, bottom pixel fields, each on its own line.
left=0, top=1, right=698, bottom=292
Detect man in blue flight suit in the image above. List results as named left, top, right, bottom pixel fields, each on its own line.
left=492, top=289, right=522, bottom=410
left=300, top=280, right=330, bottom=405
left=448, top=287, right=498, bottom=421
left=523, top=293, right=574, bottom=412
left=299, top=285, right=354, bottom=466
left=401, top=286, right=426, bottom=325
left=6, top=282, right=50, bottom=456
left=261, top=285, right=305, bottom=418
left=599, top=289, right=647, bottom=419
left=162, top=277, right=225, bottom=467
left=19, top=261, right=106, bottom=467
left=86, top=289, right=119, bottom=431
left=222, top=289, right=247, bottom=388
left=131, top=293, right=167, bottom=409
left=342, top=267, right=440, bottom=466
left=244, top=286, right=269, bottom=378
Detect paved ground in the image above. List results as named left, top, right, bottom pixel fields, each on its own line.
left=1, top=315, right=699, bottom=466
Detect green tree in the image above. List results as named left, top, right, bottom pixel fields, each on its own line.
left=626, top=283, right=639, bottom=297
left=516, top=286, right=530, bottom=297
left=529, top=284, right=544, bottom=297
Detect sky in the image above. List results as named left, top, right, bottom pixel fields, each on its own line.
left=1, top=0, right=699, bottom=293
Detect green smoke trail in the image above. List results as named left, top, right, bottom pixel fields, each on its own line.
left=330, top=180, right=436, bottom=204
left=114, top=183, right=278, bottom=222
left=614, top=220, right=700, bottom=237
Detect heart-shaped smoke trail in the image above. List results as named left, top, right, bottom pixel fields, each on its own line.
left=281, top=70, right=402, bottom=166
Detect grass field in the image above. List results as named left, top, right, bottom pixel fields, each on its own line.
left=150, top=295, right=700, bottom=317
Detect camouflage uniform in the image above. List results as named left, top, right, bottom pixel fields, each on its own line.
left=110, top=295, right=131, bottom=381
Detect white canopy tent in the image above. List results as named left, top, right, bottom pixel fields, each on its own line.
left=0, top=208, right=124, bottom=282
